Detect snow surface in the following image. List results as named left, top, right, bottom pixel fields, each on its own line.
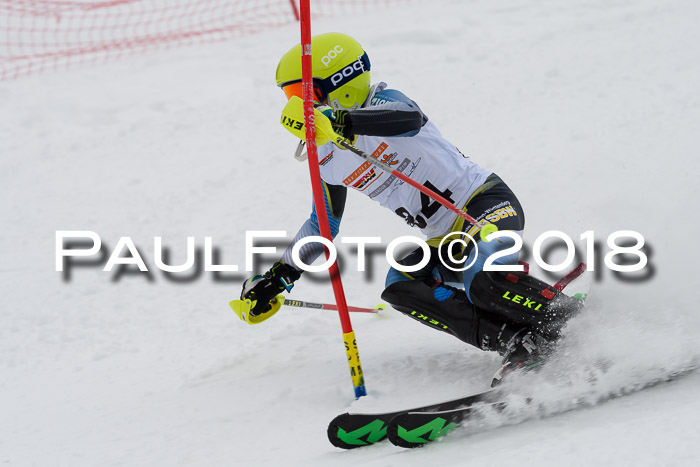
left=2, top=0, right=700, bottom=466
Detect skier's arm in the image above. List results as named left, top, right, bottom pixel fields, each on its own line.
left=343, top=106, right=425, bottom=137
left=240, top=181, right=347, bottom=316
left=326, top=88, right=429, bottom=139
left=280, top=181, right=347, bottom=268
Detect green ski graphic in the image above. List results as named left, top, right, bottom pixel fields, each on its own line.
left=396, top=417, right=458, bottom=444
left=336, top=419, right=387, bottom=446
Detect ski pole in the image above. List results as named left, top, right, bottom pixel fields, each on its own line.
left=280, top=96, right=499, bottom=242
left=281, top=297, right=385, bottom=314
left=553, top=262, right=587, bottom=292
left=335, top=138, right=498, bottom=241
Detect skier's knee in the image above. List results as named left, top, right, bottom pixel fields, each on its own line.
left=384, top=244, right=440, bottom=288
left=381, top=279, right=481, bottom=346
left=384, top=266, right=414, bottom=288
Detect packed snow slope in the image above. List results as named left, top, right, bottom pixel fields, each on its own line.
left=2, top=0, right=699, bottom=466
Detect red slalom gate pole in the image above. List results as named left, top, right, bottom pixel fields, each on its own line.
left=298, top=0, right=366, bottom=398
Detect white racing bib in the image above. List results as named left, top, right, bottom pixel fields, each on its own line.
left=317, top=90, right=490, bottom=239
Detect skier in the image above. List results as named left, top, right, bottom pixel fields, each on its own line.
left=238, top=33, right=582, bottom=385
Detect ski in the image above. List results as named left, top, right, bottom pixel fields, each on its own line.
left=327, top=387, right=500, bottom=449
left=327, top=263, right=589, bottom=450
left=386, top=367, right=698, bottom=448
left=386, top=399, right=508, bottom=448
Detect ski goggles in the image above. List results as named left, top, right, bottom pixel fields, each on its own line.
left=280, top=52, right=371, bottom=102
left=281, top=80, right=326, bottom=102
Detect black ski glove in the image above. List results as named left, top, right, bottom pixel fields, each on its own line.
left=316, top=105, right=354, bottom=140
left=241, top=262, right=302, bottom=316
left=330, top=109, right=353, bottom=139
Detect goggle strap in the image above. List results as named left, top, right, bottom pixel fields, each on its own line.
left=280, top=51, right=370, bottom=102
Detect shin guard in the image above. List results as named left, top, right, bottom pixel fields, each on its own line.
left=469, top=270, right=584, bottom=339
left=381, top=279, right=521, bottom=352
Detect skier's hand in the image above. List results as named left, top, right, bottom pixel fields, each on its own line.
left=240, top=262, right=301, bottom=316
left=281, top=96, right=339, bottom=146
left=316, top=105, right=353, bottom=140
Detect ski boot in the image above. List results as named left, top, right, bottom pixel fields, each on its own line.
left=490, top=328, right=554, bottom=387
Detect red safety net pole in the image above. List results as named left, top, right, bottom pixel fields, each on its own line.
left=298, top=0, right=366, bottom=398
left=288, top=0, right=300, bottom=20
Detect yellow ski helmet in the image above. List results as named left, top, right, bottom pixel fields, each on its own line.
left=275, top=32, right=371, bottom=110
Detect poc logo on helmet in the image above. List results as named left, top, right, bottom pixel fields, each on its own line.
left=330, top=57, right=366, bottom=87
left=321, top=45, right=343, bottom=67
